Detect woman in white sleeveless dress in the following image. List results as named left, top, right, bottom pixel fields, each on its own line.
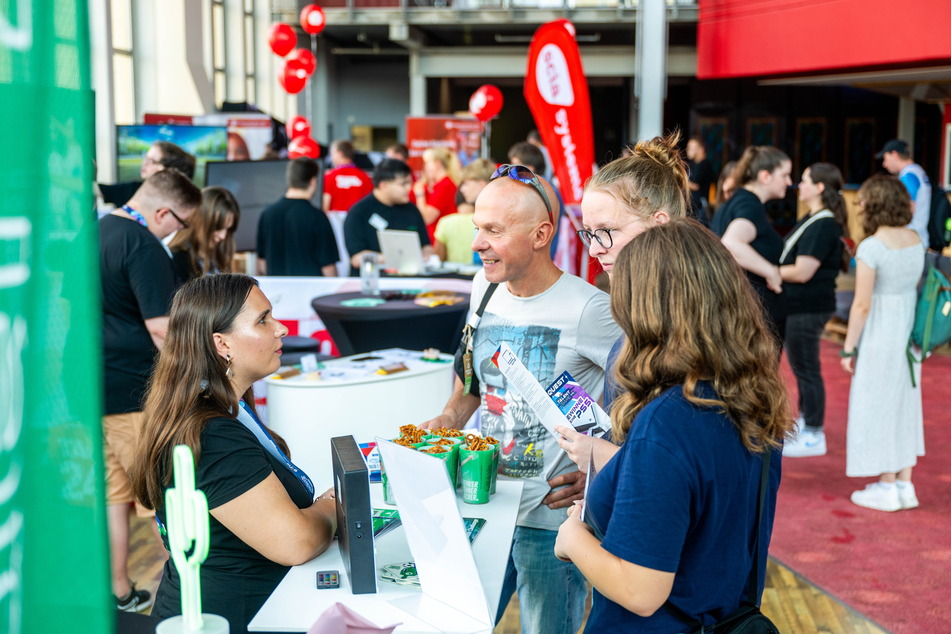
left=840, top=175, right=925, bottom=512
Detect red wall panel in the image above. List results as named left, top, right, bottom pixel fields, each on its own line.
left=697, top=0, right=951, bottom=79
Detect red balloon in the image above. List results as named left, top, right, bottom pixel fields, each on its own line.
left=300, top=4, right=326, bottom=35
left=288, top=136, right=321, bottom=160
left=288, top=48, right=316, bottom=77
left=268, top=23, right=297, bottom=57
left=469, top=84, right=503, bottom=122
left=287, top=116, right=312, bottom=140
left=278, top=58, right=309, bottom=94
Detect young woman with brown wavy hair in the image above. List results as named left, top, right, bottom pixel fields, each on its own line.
left=168, top=186, right=240, bottom=283
left=555, top=132, right=691, bottom=471
left=131, top=273, right=336, bottom=634
left=555, top=218, right=791, bottom=632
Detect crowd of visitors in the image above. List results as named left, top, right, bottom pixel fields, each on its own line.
left=95, top=128, right=938, bottom=633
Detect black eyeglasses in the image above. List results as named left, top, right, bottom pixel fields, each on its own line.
left=576, top=228, right=617, bottom=249
left=490, top=164, right=554, bottom=224
left=165, top=207, right=190, bottom=229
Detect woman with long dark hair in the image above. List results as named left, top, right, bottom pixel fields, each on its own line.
left=842, top=175, right=925, bottom=512
left=711, top=146, right=792, bottom=341
left=780, top=163, right=847, bottom=457
left=169, top=186, right=240, bottom=283
left=132, top=274, right=336, bottom=633
left=555, top=219, right=790, bottom=631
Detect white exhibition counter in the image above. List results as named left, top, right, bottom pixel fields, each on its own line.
left=265, top=349, right=456, bottom=489
left=248, top=480, right=523, bottom=633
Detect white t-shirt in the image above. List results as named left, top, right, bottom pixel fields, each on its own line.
left=470, top=270, right=620, bottom=530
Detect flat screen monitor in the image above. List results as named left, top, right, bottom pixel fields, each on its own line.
left=116, top=124, right=228, bottom=185
left=205, top=159, right=323, bottom=252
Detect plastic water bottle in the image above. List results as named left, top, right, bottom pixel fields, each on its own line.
left=944, top=218, right=951, bottom=246
left=360, top=252, right=379, bottom=296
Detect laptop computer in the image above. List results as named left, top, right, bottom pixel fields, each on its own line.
left=377, top=229, right=425, bottom=275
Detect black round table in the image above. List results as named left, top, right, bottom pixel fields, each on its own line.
left=311, top=291, right=470, bottom=357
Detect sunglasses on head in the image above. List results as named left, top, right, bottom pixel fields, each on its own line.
left=490, top=164, right=554, bottom=225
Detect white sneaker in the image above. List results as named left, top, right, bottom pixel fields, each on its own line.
left=897, top=482, right=919, bottom=510
left=791, top=415, right=805, bottom=436
left=851, top=482, right=901, bottom=512
left=783, top=429, right=827, bottom=458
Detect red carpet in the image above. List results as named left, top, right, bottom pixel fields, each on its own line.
left=771, top=340, right=951, bottom=633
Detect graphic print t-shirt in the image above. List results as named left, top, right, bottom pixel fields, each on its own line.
left=470, top=270, right=620, bottom=530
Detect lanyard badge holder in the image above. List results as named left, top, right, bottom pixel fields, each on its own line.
left=455, top=283, right=498, bottom=395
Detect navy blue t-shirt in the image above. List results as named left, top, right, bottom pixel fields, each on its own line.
left=585, top=384, right=781, bottom=632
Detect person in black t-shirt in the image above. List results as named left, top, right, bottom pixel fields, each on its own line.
left=100, top=169, right=202, bottom=612
left=711, top=146, right=791, bottom=342
left=686, top=137, right=714, bottom=225
left=780, top=163, right=847, bottom=458
left=256, top=158, right=340, bottom=277
left=344, top=158, right=434, bottom=275
left=132, top=274, right=337, bottom=634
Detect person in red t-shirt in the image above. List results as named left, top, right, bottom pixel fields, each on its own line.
left=322, top=140, right=373, bottom=212
left=413, top=146, right=461, bottom=243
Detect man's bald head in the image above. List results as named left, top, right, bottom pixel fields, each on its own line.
left=472, top=172, right=560, bottom=294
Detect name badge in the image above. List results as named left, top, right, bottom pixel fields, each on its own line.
left=369, top=213, right=388, bottom=232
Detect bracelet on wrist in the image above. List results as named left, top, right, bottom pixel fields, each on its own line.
left=839, top=348, right=858, bottom=358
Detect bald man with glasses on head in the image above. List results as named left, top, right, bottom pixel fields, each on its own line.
left=423, top=166, right=620, bottom=633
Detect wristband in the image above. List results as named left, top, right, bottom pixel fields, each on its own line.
left=838, top=348, right=858, bottom=358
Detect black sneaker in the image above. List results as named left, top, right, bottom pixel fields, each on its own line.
left=116, top=583, right=153, bottom=612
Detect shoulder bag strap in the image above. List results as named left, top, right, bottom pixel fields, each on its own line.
left=780, top=210, right=834, bottom=264
left=745, top=448, right=772, bottom=603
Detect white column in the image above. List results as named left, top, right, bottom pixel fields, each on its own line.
left=224, top=0, right=247, bottom=104
left=313, top=37, right=331, bottom=143
left=635, top=0, right=667, bottom=141
left=409, top=50, right=426, bottom=116
left=89, top=0, right=117, bottom=183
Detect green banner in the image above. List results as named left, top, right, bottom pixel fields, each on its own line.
left=1, top=1, right=110, bottom=631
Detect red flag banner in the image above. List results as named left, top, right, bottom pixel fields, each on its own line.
left=524, top=19, right=594, bottom=207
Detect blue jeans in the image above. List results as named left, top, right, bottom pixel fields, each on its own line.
left=784, top=312, right=831, bottom=430
left=494, top=526, right=587, bottom=634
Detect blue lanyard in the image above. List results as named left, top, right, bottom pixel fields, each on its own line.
left=121, top=204, right=148, bottom=228
left=236, top=400, right=316, bottom=499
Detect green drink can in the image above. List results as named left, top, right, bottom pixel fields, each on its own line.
left=418, top=445, right=458, bottom=488
left=485, top=438, right=500, bottom=495
left=460, top=446, right=494, bottom=504
left=383, top=438, right=426, bottom=505
left=426, top=437, right=463, bottom=489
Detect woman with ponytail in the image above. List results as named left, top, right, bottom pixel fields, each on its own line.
left=132, top=274, right=336, bottom=634
left=711, top=146, right=792, bottom=342
left=780, top=163, right=848, bottom=457
left=556, top=132, right=691, bottom=473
